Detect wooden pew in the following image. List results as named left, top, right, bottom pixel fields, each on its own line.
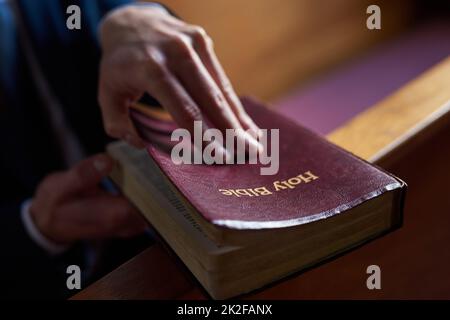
left=73, top=57, right=450, bottom=300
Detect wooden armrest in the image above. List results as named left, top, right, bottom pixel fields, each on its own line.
left=72, top=57, right=450, bottom=300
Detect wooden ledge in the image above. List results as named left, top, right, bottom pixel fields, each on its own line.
left=329, top=56, right=450, bottom=166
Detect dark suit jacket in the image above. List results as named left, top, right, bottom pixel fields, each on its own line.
left=0, top=0, right=159, bottom=299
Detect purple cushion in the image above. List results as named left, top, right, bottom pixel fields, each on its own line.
left=274, top=20, right=450, bottom=135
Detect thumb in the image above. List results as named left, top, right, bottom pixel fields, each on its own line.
left=62, top=154, right=114, bottom=195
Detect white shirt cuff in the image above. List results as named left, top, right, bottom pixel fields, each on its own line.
left=20, top=199, right=69, bottom=255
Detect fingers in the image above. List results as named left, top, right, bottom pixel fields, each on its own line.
left=98, top=8, right=262, bottom=152
left=187, top=27, right=261, bottom=138
left=98, top=78, right=145, bottom=148
left=32, top=155, right=147, bottom=244
left=143, top=50, right=229, bottom=160
left=163, top=33, right=261, bottom=152
left=167, top=34, right=241, bottom=131
left=145, top=48, right=203, bottom=132
left=66, top=154, right=113, bottom=193
left=40, top=154, right=113, bottom=203
left=56, top=194, right=148, bottom=242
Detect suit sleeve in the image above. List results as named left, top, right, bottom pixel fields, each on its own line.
left=0, top=200, right=87, bottom=299
left=14, top=0, right=162, bottom=153
left=0, top=0, right=142, bottom=299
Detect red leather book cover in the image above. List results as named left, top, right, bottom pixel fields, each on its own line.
left=131, top=97, right=404, bottom=230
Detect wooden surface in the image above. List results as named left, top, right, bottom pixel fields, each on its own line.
left=156, top=0, right=415, bottom=101
left=329, top=57, right=450, bottom=167
left=73, top=57, right=450, bottom=300
left=74, top=245, right=193, bottom=300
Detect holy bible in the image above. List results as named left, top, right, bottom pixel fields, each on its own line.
left=107, top=97, right=406, bottom=299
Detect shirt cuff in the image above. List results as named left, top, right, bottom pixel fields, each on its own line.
left=20, top=199, right=69, bottom=255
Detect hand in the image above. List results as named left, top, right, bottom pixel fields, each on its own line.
left=98, top=5, right=261, bottom=150
left=29, top=154, right=147, bottom=244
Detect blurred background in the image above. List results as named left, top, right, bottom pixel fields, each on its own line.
left=159, top=0, right=450, bottom=134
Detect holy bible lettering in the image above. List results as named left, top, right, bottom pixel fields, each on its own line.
left=219, top=171, right=319, bottom=197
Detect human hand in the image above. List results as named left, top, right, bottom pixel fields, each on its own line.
left=29, top=154, right=147, bottom=244
left=98, top=5, right=261, bottom=151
